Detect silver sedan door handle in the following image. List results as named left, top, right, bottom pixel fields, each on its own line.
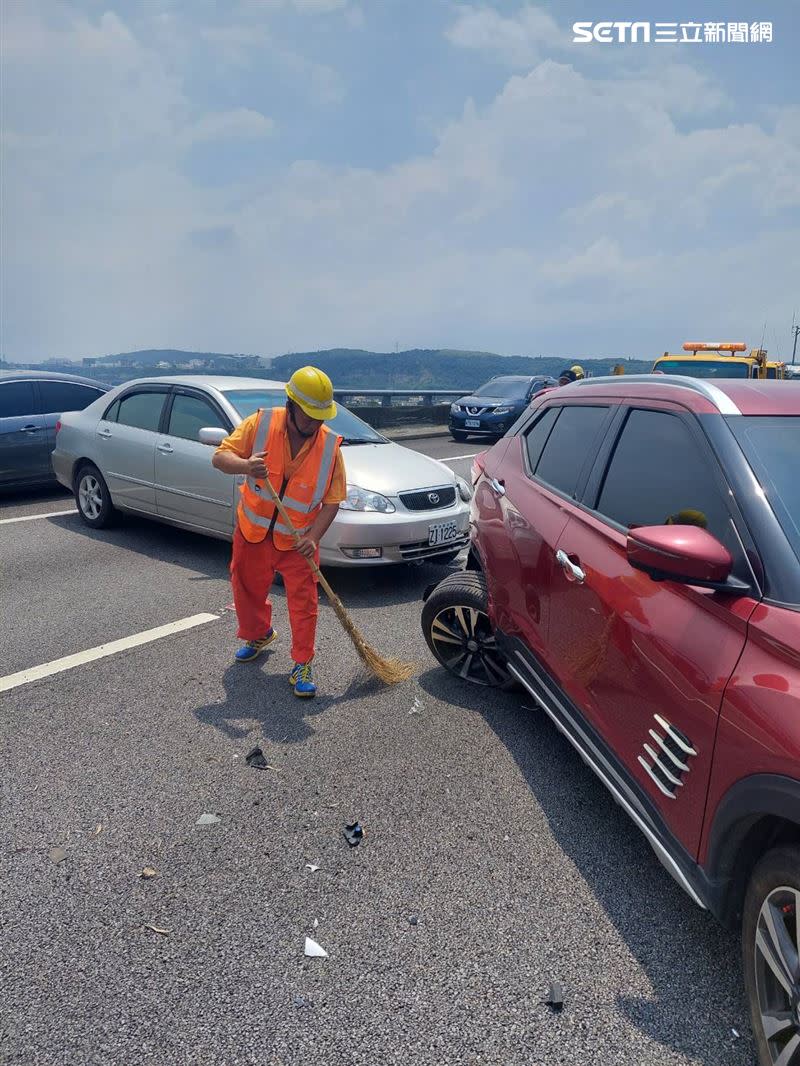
left=489, top=477, right=506, bottom=497
left=96, top=427, right=112, bottom=439
left=157, top=442, right=174, bottom=454
left=21, top=424, right=41, bottom=433
left=556, top=549, right=586, bottom=584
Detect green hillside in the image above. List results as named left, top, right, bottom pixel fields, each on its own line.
left=12, top=346, right=654, bottom=387
left=89, top=348, right=261, bottom=366
left=273, top=348, right=651, bottom=388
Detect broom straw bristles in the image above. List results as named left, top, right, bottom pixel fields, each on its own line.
left=320, top=578, right=415, bottom=684
left=261, top=475, right=414, bottom=685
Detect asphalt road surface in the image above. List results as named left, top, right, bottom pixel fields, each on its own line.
left=1, top=435, right=754, bottom=1066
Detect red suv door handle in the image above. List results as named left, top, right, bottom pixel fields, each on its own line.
left=556, top=549, right=586, bottom=584
left=489, top=477, right=505, bottom=497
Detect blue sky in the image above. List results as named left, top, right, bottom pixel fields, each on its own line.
left=2, top=0, right=798, bottom=362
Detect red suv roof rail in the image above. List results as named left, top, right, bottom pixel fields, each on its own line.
left=570, top=374, right=742, bottom=415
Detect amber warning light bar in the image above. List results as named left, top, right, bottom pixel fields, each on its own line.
left=682, top=342, right=748, bottom=353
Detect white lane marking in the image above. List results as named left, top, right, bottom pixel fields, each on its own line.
left=0, top=613, right=219, bottom=694
left=440, top=452, right=482, bottom=463
left=0, top=509, right=77, bottom=526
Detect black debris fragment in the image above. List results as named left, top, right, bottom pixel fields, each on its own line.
left=343, top=822, right=364, bottom=847
left=245, top=746, right=269, bottom=770
left=408, top=915, right=418, bottom=927
left=545, top=981, right=564, bottom=1013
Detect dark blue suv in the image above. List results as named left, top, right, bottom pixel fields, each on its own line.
left=449, top=375, right=556, bottom=441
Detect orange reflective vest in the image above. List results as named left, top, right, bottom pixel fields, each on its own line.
left=237, top=407, right=342, bottom=549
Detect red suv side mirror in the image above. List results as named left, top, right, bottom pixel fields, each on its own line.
left=626, top=525, right=733, bottom=586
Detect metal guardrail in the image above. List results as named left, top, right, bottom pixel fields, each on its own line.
left=334, top=388, right=462, bottom=407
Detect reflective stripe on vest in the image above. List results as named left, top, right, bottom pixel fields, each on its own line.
left=245, top=411, right=272, bottom=496
left=240, top=501, right=312, bottom=537
left=237, top=407, right=340, bottom=548
left=246, top=415, right=336, bottom=514
left=305, top=430, right=337, bottom=511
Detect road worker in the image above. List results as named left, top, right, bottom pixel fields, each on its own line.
left=570, top=364, right=586, bottom=380
left=558, top=368, right=578, bottom=386
left=211, top=367, right=345, bottom=698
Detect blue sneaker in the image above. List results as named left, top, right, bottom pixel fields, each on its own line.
left=235, top=629, right=277, bottom=663
left=289, top=661, right=316, bottom=698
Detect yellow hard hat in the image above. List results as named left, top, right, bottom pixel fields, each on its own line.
left=666, top=509, right=708, bottom=529
left=285, top=366, right=337, bottom=420
left=570, top=364, right=585, bottom=380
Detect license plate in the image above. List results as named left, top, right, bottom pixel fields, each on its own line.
left=429, top=520, right=460, bottom=546
left=464, top=419, right=481, bottom=428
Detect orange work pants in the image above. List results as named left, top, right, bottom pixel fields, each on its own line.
left=230, top=526, right=318, bottom=663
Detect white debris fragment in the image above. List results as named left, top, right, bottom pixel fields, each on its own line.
left=305, top=863, right=320, bottom=872
left=304, top=937, right=328, bottom=959
left=408, top=695, right=423, bottom=716
left=313, top=918, right=319, bottom=929
left=196, top=813, right=221, bottom=826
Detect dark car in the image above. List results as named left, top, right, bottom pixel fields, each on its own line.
left=423, top=375, right=800, bottom=1066
left=0, top=370, right=110, bottom=489
left=449, top=375, right=556, bottom=442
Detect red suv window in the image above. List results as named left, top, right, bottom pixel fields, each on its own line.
left=596, top=408, right=739, bottom=557
left=528, top=405, right=609, bottom=497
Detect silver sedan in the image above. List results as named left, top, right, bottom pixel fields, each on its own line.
left=52, top=375, right=471, bottom=566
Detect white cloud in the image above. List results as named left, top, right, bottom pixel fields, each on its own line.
left=182, top=108, right=275, bottom=145
left=200, top=23, right=271, bottom=65
left=1, top=3, right=797, bottom=361
left=446, top=4, right=563, bottom=68
left=291, top=0, right=349, bottom=13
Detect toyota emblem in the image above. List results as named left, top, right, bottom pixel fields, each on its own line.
left=428, top=492, right=440, bottom=505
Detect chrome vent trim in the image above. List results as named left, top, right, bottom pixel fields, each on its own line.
left=648, top=729, right=689, bottom=772
left=639, top=715, right=697, bottom=798
left=638, top=756, right=676, bottom=799
left=653, top=715, right=697, bottom=755
left=508, top=655, right=705, bottom=909
left=643, top=745, right=683, bottom=787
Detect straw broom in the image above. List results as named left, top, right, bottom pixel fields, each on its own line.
left=261, top=478, right=414, bottom=685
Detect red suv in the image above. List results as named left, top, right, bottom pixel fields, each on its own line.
left=422, top=375, right=800, bottom=1066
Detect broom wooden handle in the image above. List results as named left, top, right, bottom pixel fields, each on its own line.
left=258, top=475, right=338, bottom=601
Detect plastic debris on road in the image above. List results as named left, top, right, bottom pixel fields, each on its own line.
left=90, top=824, right=103, bottom=837
left=196, top=813, right=221, bottom=826
left=545, top=981, right=564, bottom=1013
left=245, top=745, right=269, bottom=770
left=313, top=918, right=319, bottom=929
left=143, top=924, right=171, bottom=936
left=304, top=937, right=328, bottom=959
left=409, top=915, right=419, bottom=926
left=343, top=822, right=364, bottom=847
left=305, top=863, right=320, bottom=873
left=48, top=847, right=67, bottom=864
left=408, top=695, right=423, bottom=716
left=140, top=867, right=158, bottom=880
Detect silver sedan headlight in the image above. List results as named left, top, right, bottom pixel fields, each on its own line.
left=340, top=484, right=396, bottom=513
left=456, top=477, right=472, bottom=502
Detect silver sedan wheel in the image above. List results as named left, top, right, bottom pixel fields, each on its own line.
left=78, top=473, right=103, bottom=520
left=429, top=604, right=510, bottom=686
left=754, top=885, right=800, bottom=1064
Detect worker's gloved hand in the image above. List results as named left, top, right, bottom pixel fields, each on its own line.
left=246, top=453, right=267, bottom=480
left=295, top=536, right=317, bottom=560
